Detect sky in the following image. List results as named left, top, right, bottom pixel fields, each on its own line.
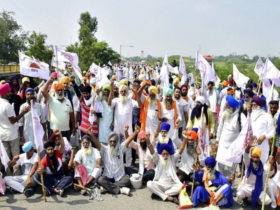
left=1, top=0, right=280, bottom=58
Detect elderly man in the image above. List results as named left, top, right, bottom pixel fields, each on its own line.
left=161, top=88, right=181, bottom=136
left=4, top=142, right=38, bottom=197
left=207, top=81, right=218, bottom=135
left=173, top=87, right=189, bottom=138
left=19, top=88, right=47, bottom=144
left=73, top=134, right=102, bottom=195
left=239, top=89, right=254, bottom=117
left=91, top=125, right=140, bottom=196
left=192, top=156, right=234, bottom=208
left=35, top=129, right=73, bottom=197
left=246, top=95, right=275, bottom=163
left=236, top=142, right=272, bottom=208
left=41, top=77, right=75, bottom=141
left=187, top=96, right=215, bottom=139
left=146, top=130, right=187, bottom=204
left=98, top=84, right=114, bottom=144
left=216, top=95, right=241, bottom=176
left=108, top=81, right=140, bottom=167
left=219, top=87, right=235, bottom=122
left=61, top=76, right=74, bottom=109
left=0, top=83, right=29, bottom=175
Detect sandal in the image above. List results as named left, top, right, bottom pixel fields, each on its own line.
left=58, top=189, right=64, bottom=197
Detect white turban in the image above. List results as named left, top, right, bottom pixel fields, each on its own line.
left=196, top=96, right=205, bottom=105
left=119, top=84, right=128, bottom=93
left=90, top=78, right=96, bottom=86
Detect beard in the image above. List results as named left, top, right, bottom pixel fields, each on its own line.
left=243, top=98, right=252, bottom=110
left=158, top=133, right=170, bottom=144
left=165, top=100, right=173, bottom=107
left=160, top=156, right=170, bottom=169
left=82, top=145, right=93, bottom=155
left=149, top=98, right=156, bottom=107
left=140, top=142, right=147, bottom=150
left=108, top=143, right=119, bottom=157
left=223, top=108, right=233, bottom=121
left=253, top=161, right=259, bottom=170
left=181, top=92, right=187, bottom=97
left=120, top=95, right=128, bottom=103
left=26, top=97, right=36, bottom=104
left=207, top=169, right=216, bottom=181
left=55, top=93, right=64, bottom=100
left=186, top=143, right=196, bottom=156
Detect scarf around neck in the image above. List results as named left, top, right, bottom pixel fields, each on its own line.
left=46, top=151, right=59, bottom=175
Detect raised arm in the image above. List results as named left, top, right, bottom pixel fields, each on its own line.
left=108, top=81, right=114, bottom=106
left=70, top=75, right=82, bottom=100
left=124, top=125, right=140, bottom=148
left=41, top=77, right=54, bottom=101
left=87, top=127, right=101, bottom=151
left=178, top=130, right=188, bottom=155
left=53, top=129, right=64, bottom=154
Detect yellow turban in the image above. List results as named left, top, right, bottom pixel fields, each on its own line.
left=61, top=77, right=70, bottom=84
left=251, top=147, right=262, bottom=158
left=173, top=77, right=179, bottom=85
left=148, top=86, right=158, bottom=95
left=83, top=77, right=87, bottom=81
left=139, top=74, right=144, bottom=81
left=119, top=79, right=128, bottom=86
left=112, top=75, right=117, bottom=80
left=22, top=77, right=30, bottom=83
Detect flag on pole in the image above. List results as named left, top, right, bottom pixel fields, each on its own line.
left=195, top=50, right=214, bottom=85
left=0, top=137, right=11, bottom=171
left=160, top=52, right=172, bottom=91
left=89, top=63, right=110, bottom=88
left=51, top=57, right=66, bottom=70
left=179, top=56, right=187, bottom=85
left=19, top=51, right=50, bottom=80
left=31, top=101, right=44, bottom=152
left=212, top=63, right=221, bottom=85
left=233, top=64, right=249, bottom=88
left=108, top=61, right=112, bottom=66
left=198, top=107, right=210, bottom=163
left=225, top=114, right=252, bottom=163
left=262, top=79, right=272, bottom=98
left=263, top=59, right=280, bottom=87
left=254, top=57, right=264, bottom=78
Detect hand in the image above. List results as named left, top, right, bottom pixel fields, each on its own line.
left=124, top=125, right=129, bottom=132
left=257, top=135, right=266, bottom=145
left=247, top=104, right=252, bottom=113
left=26, top=177, right=32, bottom=188
left=182, top=130, right=188, bottom=139
left=228, top=173, right=235, bottom=183
left=268, top=156, right=274, bottom=164
left=68, top=161, right=73, bottom=170
left=161, top=118, right=168, bottom=122
left=248, top=135, right=258, bottom=148
left=96, top=88, right=101, bottom=95
left=157, top=121, right=162, bottom=128
left=110, top=81, right=114, bottom=89
left=145, top=131, right=151, bottom=140
left=72, top=127, right=76, bottom=136
left=12, top=155, right=20, bottom=162
left=193, top=161, right=200, bottom=173
left=70, top=75, right=75, bottom=82
left=175, top=119, right=181, bottom=129
left=53, top=129, right=61, bottom=137
left=209, top=133, right=213, bottom=139
left=87, top=126, right=94, bottom=136
left=135, top=124, right=140, bottom=133
left=34, top=87, right=39, bottom=91
left=37, top=167, right=43, bottom=175
left=49, top=77, right=55, bottom=83
left=43, top=133, right=47, bottom=142
left=20, top=137, right=25, bottom=143
left=91, top=109, right=96, bottom=115
left=23, top=106, right=31, bottom=114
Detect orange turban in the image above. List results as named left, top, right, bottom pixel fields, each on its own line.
left=187, top=131, right=198, bottom=141
left=251, top=147, right=262, bottom=158
left=112, top=75, right=117, bottom=80
left=61, top=77, right=70, bottom=84
left=222, top=80, right=229, bottom=86
left=227, top=89, right=235, bottom=96
left=86, top=72, right=91, bottom=77
left=83, top=77, right=87, bottom=81
left=53, top=83, right=63, bottom=92
left=144, top=80, right=152, bottom=86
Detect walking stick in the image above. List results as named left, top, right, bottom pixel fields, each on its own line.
left=37, top=147, right=47, bottom=202
left=190, top=154, right=198, bottom=198
left=261, top=125, right=277, bottom=210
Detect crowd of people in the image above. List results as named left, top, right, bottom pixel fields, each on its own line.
left=0, top=63, right=279, bottom=210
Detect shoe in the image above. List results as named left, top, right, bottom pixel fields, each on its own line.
left=240, top=198, right=248, bottom=207
left=81, top=189, right=87, bottom=195
left=172, top=197, right=179, bottom=205
left=151, top=193, right=160, bottom=199
left=58, top=189, right=64, bottom=197
left=100, top=186, right=108, bottom=194
left=120, top=187, right=130, bottom=196
left=24, top=188, right=34, bottom=197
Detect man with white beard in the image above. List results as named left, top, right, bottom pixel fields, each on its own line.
left=245, top=95, right=275, bottom=163
left=192, top=156, right=235, bottom=208
left=216, top=95, right=241, bottom=177
left=73, top=135, right=102, bottom=195
left=108, top=82, right=140, bottom=167
left=239, top=89, right=255, bottom=118
left=91, top=125, right=140, bottom=195
left=146, top=131, right=187, bottom=204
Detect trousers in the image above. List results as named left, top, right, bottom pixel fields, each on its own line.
left=97, top=175, right=131, bottom=195
left=147, top=181, right=182, bottom=200
left=4, top=174, right=36, bottom=193
left=2, top=139, right=20, bottom=176
left=125, top=167, right=155, bottom=181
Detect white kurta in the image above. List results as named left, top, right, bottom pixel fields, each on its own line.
left=207, top=89, right=218, bottom=114
left=161, top=101, right=181, bottom=136
left=219, top=97, right=226, bottom=122
left=216, top=109, right=240, bottom=167
left=174, top=97, right=188, bottom=128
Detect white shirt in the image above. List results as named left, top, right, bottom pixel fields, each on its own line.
left=0, top=98, right=18, bottom=141
left=16, top=152, right=38, bottom=175
left=174, top=97, right=188, bottom=128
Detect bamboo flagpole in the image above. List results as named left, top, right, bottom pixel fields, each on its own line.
left=190, top=154, right=198, bottom=198
left=261, top=124, right=277, bottom=210
left=37, top=147, right=47, bottom=202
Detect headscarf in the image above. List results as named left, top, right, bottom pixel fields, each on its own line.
left=81, top=85, right=92, bottom=93
left=81, top=135, right=94, bottom=146
left=51, top=72, right=58, bottom=78
left=25, top=88, right=35, bottom=95
left=112, top=75, right=117, bottom=80
left=108, top=132, right=120, bottom=143
left=187, top=131, right=198, bottom=141
left=160, top=122, right=170, bottom=132
left=102, top=84, right=111, bottom=91
left=226, top=95, right=239, bottom=108
left=251, top=147, right=262, bottom=158
left=22, top=141, right=33, bottom=153
left=173, top=77, right=179, bottom=85
left=0, top=83, right=10, bottom=96
left=244, top=89, right=254, bottom=98
left=181, top=85, right=188, bottom=91
left=227, top=89, right=235, bottom=96
left=148, top=86, right=158, bottom=95
left=205, top=156, right=216, bottom=168
left=119, top=78, right=128, bottom=86
left=252, top=95, right=266, bottom=107
left=157, top=140, right=174, bottom=155
left=138, top=131, right=146, bottom=140
left=164, top=88, right=174, bottom=97
left=44, top=141, right=56, bottom=149
left=90, top=78, right=96, bottom=86
left=50, top=133, right=59, bottom=141
left=86, top=72, right=91, bottom=77
left=222, top=80, right=229, bottom=86
left=22, top=77, right=30, bottom=84
left=61, top=77, right=70, bottom=84
left=9, top=76, right=20, bottom=94
left=196, top=96, right=206, bottom=105
left=252, top=82, right=258, bottom=88
left=53, top=83, right=64, bottom=92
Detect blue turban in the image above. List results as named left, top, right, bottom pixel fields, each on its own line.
left=169, top=84, right=173, bottom=89
left=25, top=88, right=35, bottom=95
left=252, top=82, right=258, bottom=88
left=190, top=81, right=194, bottom=86
left=160, top=122, right=170, bottom=132
left=22, top=141, right=33, bottom=153
left=252, top=95, right=266, bottom=107
left=164, top=88, right=174, bottom=97
left=226, top=95, right=239, bottom=108
left=205, top=156, right=216, bottom=168
left=244, top=89, right=254, bottom=98
left=187, top=78, right=189, bottom=82
left=157, top=139, right=174, bottom=155
left=108, top=132, right=120, bottom=143
left=151, top=79, right=156, bottom=86
left=192, top=128, right=198, bottom=133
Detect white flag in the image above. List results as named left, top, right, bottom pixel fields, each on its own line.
left=254, top=57, right=264, bottom=77
left=169, top=66, right=179, bottom=75
left=89, top=63, right=110, bottom=88
left=262, top=79, right=272, bottom=98
left=212, top=63, right=221, bottom=85
left=263, top=58, right=280, bottom=87
left=198, top=107, right=210, bottom=163
left=55, top=46, right=83, bottom=81
left=0, top=138, right=11, bottom=171
left=31, top=101, right=44, bottom=152
left=233, top=64, right=249, bottom=88
left=196, top=50, right=214, bottom=85
left=19, top=51, right=50, bottom=80
left=51, top=57, right=66, bottom=70
left=179, top=56, right=187, bottom=84
left=225, top=114, right=252, bottom=163
left=108, top=61, right=112, bottom=66
left=160, top=52, right=172, bottom=91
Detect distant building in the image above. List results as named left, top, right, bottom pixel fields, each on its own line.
left=203, top=55, right=214, bottom=65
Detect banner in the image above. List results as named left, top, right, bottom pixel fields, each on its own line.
left=179, top=56, right=187, bottom=84
left=212, top=63, right=221, bottom=85
left=31, top=101, right=44, bottom=152
left=254, top=57, right=264, bottom=78
left=196, top=50, right=214, bottom=85
left=19, top=52, right=50, bottom=80
left=0, top=137, right=11, bottom=171
left=198, top=107, right=210, bottom=163
left=233, top=64, right=249, bottom=88
left=225, top=114, right=252, bottom=163
left=263, top=58, right=280, bottom=87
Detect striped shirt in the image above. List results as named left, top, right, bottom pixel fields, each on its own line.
left=80, top=98, right=98, bottom=135
left=101, top=142, right=128, bottom=182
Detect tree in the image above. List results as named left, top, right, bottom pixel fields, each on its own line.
left=25, top=31, right=53, bottom=63
left=0, top=11, right=28, bottom=63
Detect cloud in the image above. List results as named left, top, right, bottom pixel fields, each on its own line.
left=194, top=2, right=213, bottom=13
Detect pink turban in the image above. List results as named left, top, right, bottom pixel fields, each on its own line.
left=0, top=83, right=10, bottom=96
left=138, top=131, right=146, bottom=140
left=51, top=72, right=58, bottom=78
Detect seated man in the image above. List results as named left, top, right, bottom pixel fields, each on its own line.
left=49, top=132, right=75, bottom=176
left=192, top=156, right=234, bottom=208
left=73, top=135, right=102, bottom=195
left=237, top=140, right=273, bottom=208
left=147, top=131, right=187, bottom=204
left=4, top=142, right=38, bottom=197
left=35, top=129, right=73, bottom=197
left=90, top=125, right=140, bottom=196
left=125, top=122, right=161, bottom=183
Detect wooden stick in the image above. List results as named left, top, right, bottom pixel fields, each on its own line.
left=73, top=183, right=91, bottom=192
left=190, top=154, right=198, bottom=198
left=37, top=147, right=47, bottom=202
left=261, top=124, right=277, bottom=210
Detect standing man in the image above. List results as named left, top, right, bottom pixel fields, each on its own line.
left=0, top=83, right=29, bottom=175
left=207, top=81, right=218, bottom=136
left=181, top=84, right=195, bottom=115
